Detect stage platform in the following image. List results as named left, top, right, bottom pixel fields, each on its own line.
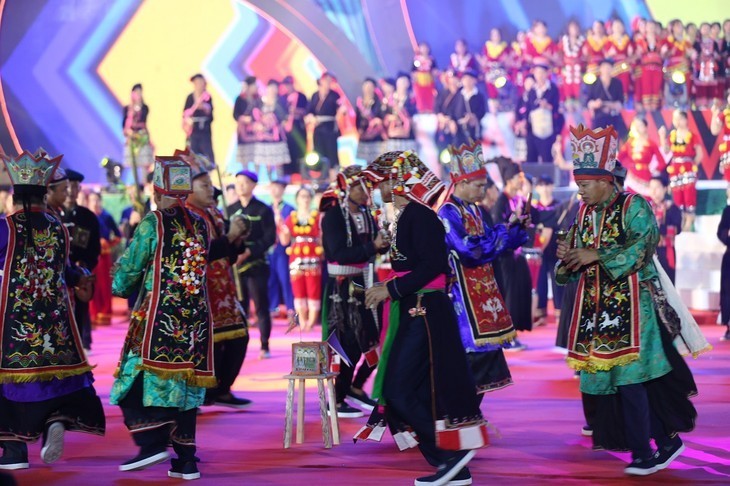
left=5, top=300, right=730, bottom=485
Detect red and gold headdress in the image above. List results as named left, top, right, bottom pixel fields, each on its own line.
left=448, top=140, right=486, bottom=184
left=570, top=124, right=618, bottom=182
left=364, top=150, right=445, bottom=207
left=153, top=154, right=193, bottom=195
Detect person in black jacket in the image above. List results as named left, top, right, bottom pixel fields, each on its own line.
left=452, top=70, right=487, bottom=146
left=183, top=73, right=214, bottom=162
left=525, top=64, right=562, bottom=162
left=320, top=166, right=388, bottom=417
left=718, top=186, right=730, bottom=341
left=227, top=170, right=276, bottom=358
left=63, top=169, right=101, bottom=352
left=587, top=59, right=625, bottom=139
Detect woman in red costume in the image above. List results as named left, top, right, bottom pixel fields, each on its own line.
left=659, top=110, right=704, bottom=229
left=524, top=20, right=557, bottom=67
left=559, top=20, right=585, bottom=108
left=618, top=118, right=667, bottom=196
left=635, top=20, right=665, bottom=110
left=583, top=21, right=609, bottom=81
left=481, top=28, right=511, bottom=102
left=662, top=20, right=693, bottom=106
left=450, top=39, right=479, bottom=76
left=606, top=18, right=634, bottom=102
left=280, top=186, right=323, bottom=331
left=412, top=42, right=438, bottom=113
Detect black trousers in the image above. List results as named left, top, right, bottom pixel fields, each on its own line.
left=74, top=300, right=92, bottom=350
left=189, top=132, right=215, bottom=163
left=383, top=317, right=457, bottom=468
left=334, top=320, right=376, bottom=403
left=526, top=132, right=557, bottom=163
left=722, top=252, right=730, bottom=326
left=537, top=253, right=563, bottom=311
left=206, top=336, right=249, bottom=400
left=240, top=269, right=272, bottom=351
left=618, top=383, right=673, bottom=460
left=119, top=375, right=197, bottom=461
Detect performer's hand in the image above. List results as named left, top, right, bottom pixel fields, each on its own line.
left=365, top=284, right=390, bottom=309
left=129, top=210, right=142, bottom=226
left=556, top=240, right=570, bottom=260
left=236, top=249, right=251, bottom=265
left=562, top=248, right=599, bottom=272
left=373, top=232, right=389, bottom=250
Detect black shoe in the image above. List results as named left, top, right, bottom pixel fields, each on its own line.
left=40, top=422, right=65, bottom=464
left=346, top=388, right=377, bottom=411
left=168, top=458, right=201, bottom=480
left=328, top=402, right=363, bottom=418
left=119, top=447, right=170, bottom=472
left=581, top=425, right=593, bottom=437
left=655, top=437, right=685, bottom=470
left=624, top=453, right=659, bottom=476
left=414, top=450, right=476, bottom=486
left=0, top=444, right=28, bottom=471
left=721, top=329, right=730, bottom=341
left=448, top=467, right=472, bottom=485
left=213, top=394, right=252, bottom=410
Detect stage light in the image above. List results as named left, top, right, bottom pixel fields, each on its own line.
left=671, top=71, right=686, bottom=84
left=440, top=149, right=451, bottom=165
left=304, top=152, right=320, bottom=167
left=494, top=76, right=507, bottom=89
left=583, top=72, right=597, bottom=85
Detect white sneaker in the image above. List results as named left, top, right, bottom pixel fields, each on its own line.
left=40, top=422, right=65, bottom=464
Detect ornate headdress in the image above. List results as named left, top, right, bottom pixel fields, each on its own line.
left=153, top=155, right=193, bottom=195
left=1, top=150, right=62, bottom=196
left=570, top=124, right=618, bottom=182
left=364, top=150, right=445, bottom=207
left=448, top=140, right=486, bottom=184
left=174, top=148, right=214, bottom=180
left=319, top=164, right=365, bottom=211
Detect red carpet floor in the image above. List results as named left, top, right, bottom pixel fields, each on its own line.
left=5, top=300, right=730, bottom=485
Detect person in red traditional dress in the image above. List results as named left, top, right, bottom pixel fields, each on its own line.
left=508, top=31, right=528, bottom=95
left=450, top=39, right=479, bottom=76
left=480, top=28, right=511, bottom=110
left=412, top=42, right=438, bottom=113
left=606, top=18, right=634, bottom=103
left=524, top=20, right=557, bottom=67
left=694, top=23, right=723, bottom=108
left=659, top=110, right=704, bottom=230
left=280, top=186, right=323, bottom=332
left=559, top=20, right=585, bottom=109
left=635, top=20, right=665, bottom=110
left=662, top=20, right=693, bottom=107
left=618, top=117, right=667, bottom=197
left=88, top=191, right=121, bottom=328
left=711, top=89, right=730, bottom=182
left=583, top=21, right=609, bottom=82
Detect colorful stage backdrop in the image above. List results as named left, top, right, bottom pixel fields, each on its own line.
left=0, top=0, right=727, bottom=182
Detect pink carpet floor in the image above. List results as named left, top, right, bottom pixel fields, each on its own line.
left=5, top=300, right=730, bottom=485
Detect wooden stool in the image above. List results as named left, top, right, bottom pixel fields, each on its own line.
left=283, top=372, right=340, bottom=448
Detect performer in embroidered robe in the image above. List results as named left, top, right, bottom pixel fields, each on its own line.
left=556, top=125, right=697, bottom=476
left=649, top=175, right=683, bottom=284
left=438, top=141, right=528, bottom=397
left=320, top=166, right=388, bottom=417
left=180, top=150, right=251, bottom=409
left=110, top=155, right=246, bottom=479
left=359, top=150, right=488, bottom=486
left=0, top=151, right=104, bottom=470
left=710, top=90, right=730, bottom=182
